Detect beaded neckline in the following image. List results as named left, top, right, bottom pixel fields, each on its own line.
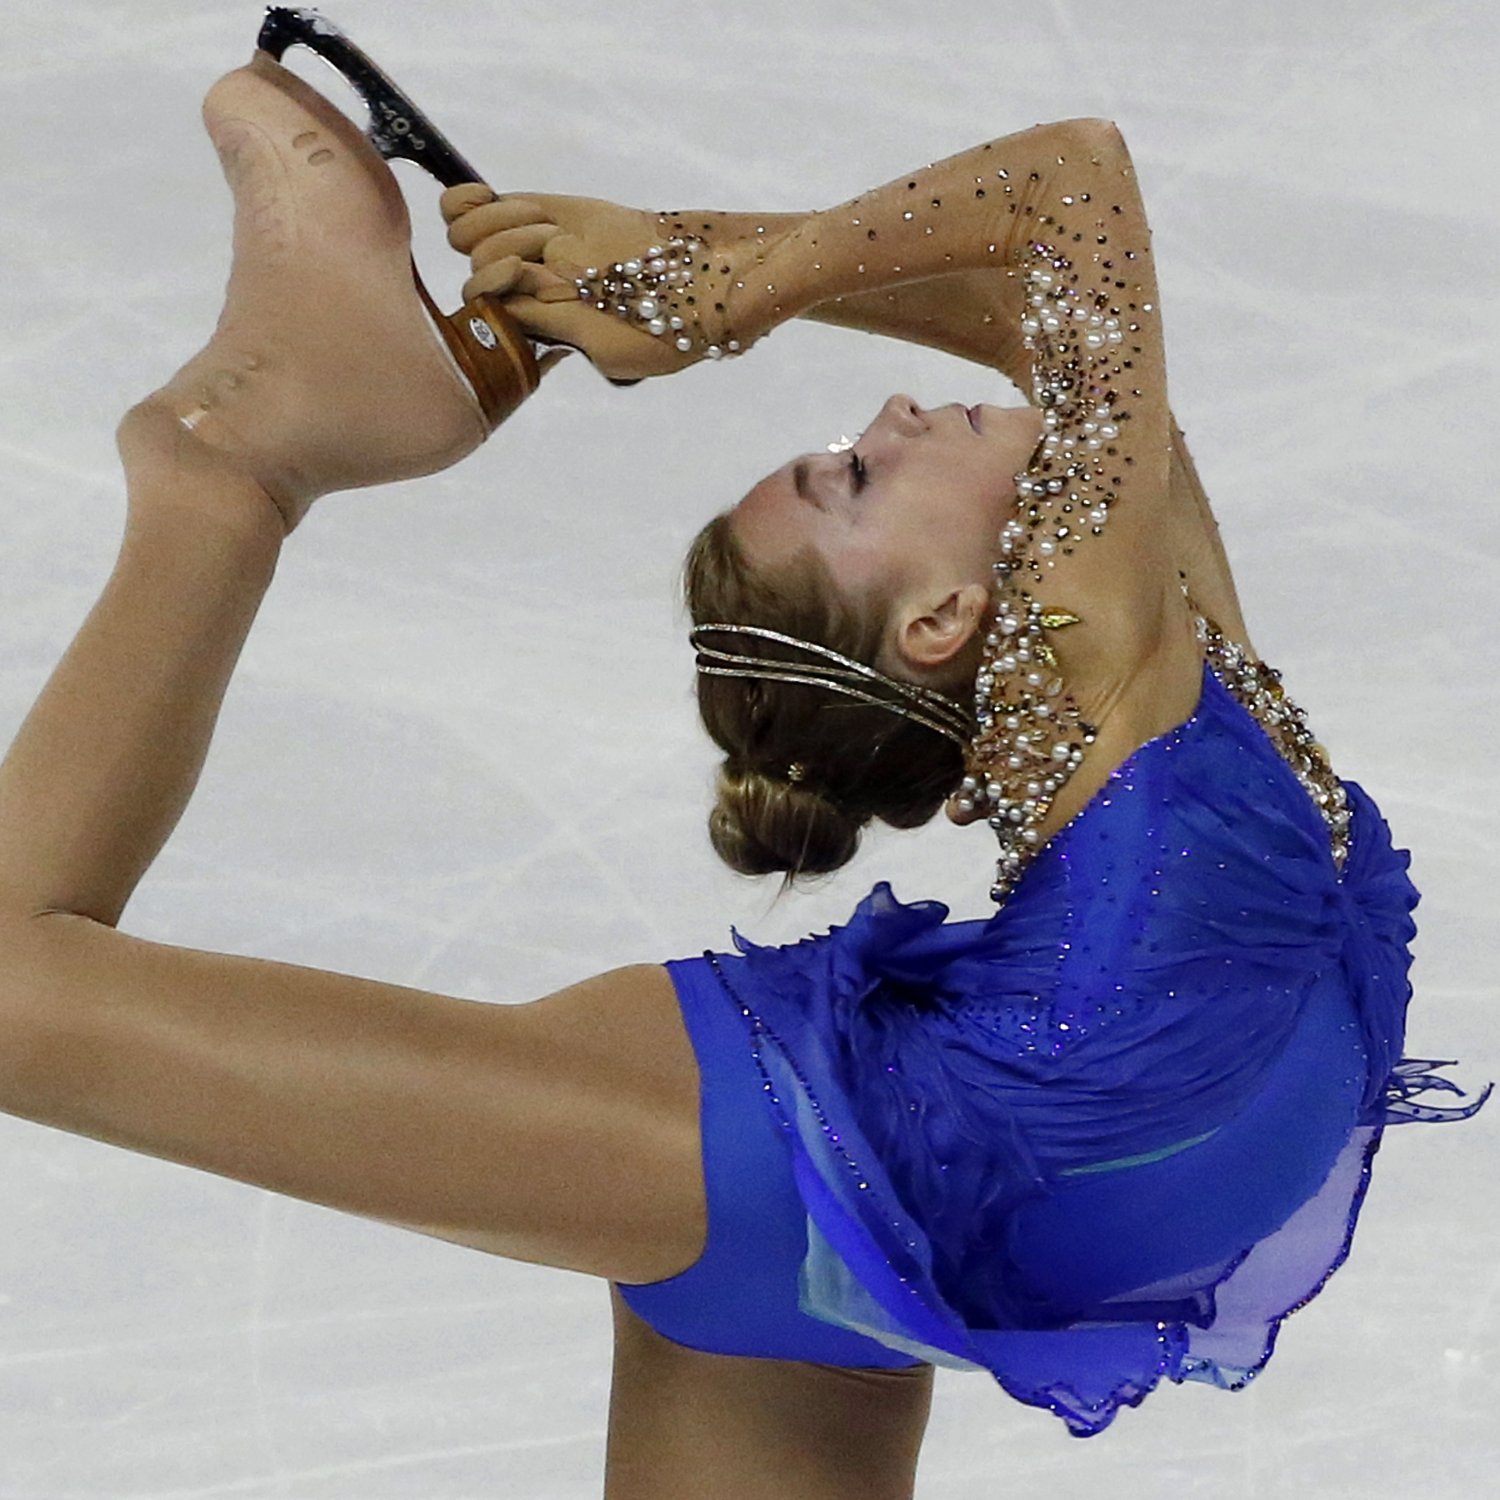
left=988, top=629, right=1351, bottom=910
left=1196, top=616, right=1350, bottom=872
left=993, top=654, right=1211, bottom=901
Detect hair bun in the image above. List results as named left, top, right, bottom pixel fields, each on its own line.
left=709, top=765, right=863, bottom=878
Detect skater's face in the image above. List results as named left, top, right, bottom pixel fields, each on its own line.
left=730, top=394, right=1044, bottom=671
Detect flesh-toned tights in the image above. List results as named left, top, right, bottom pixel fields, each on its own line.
left=604, top=1286, right=935, bottom=1500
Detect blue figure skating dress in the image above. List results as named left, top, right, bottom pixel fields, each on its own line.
left=622, top=653, right=1487, bottom=1435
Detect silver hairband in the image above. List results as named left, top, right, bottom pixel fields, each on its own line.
left=690, top=623, right=973, bottom=747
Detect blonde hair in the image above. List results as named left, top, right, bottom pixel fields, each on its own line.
left=683, top=512, right=970, bottom=879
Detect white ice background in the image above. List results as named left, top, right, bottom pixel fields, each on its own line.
left=0, top=0, right=1496, bottom=1494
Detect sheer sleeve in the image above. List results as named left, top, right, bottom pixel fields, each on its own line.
left=642, top=160, right=1244, bottom=658
left=747, top=121, right=1187, bottom=668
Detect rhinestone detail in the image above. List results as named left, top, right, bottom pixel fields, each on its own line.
left=1195, top=613, right=1350, bottom=871
left=960, top=239, right=1134, bottom=902
left=572, top=235, right=742, bottom=361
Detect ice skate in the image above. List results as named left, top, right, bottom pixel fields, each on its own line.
left=153, top=11, right=538, bottom=523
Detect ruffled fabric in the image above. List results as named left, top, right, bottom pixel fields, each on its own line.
left=707, top=665, right=1489, bottom=1435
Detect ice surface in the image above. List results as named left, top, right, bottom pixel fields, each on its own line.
left=0, top=0, right=1495, bottom=1494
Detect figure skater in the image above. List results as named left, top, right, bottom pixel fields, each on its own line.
left=0, top=11, right=1483, bottom=1497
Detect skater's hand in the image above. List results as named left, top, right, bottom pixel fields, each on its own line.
left=440, top=186, right=753, bottom=381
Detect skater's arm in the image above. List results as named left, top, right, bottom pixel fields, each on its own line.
left=446, top=126, right=1250, bottom=662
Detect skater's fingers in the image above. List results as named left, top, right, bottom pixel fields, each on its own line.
left=538, top=233, right=589, bottom=281
left=461, top=255, right=525, bottom=301
left=439, top=183, right=495, bottom=225
left=462, top=258, right=574, bottom=305
left=495, top=295, right=681, bottom=382
left=446, top=197, right=553, bottom=253
left=514, top=261, right=578, bottom=302
left=489, top=294, right=602, bottom=351
left=468, top=223, right=560, bottom=270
